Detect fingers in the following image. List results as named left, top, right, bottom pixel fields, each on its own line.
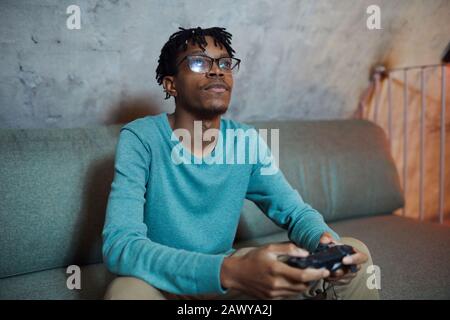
left=268, top=278, right=309, bottom=293
left=326, top=264, right=360, bottom=285
left=319, top=233, right=334, bottom=244
left=274, top=262, right=330, bottom=283
left=329, top=269, right=345, bottom=278
left=264, top=279, right=310, bottom=299
left=342, top=251, right=368, bottom=265
left=327, top=270, right=357, bottom=282
left=327, top=271, right=356, bottom=285
left=327, top=277, right=354, bottom=286
left=319, top=232, right=343, bottom=245
left=327, top=263, right=361, bottom=279
left=266, top=243, right=309, bottom=258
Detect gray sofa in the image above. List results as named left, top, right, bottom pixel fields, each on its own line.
left=1, top=118, right=449, bottom=300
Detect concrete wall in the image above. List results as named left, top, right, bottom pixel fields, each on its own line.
left=0, top=0, right=449, bottom=128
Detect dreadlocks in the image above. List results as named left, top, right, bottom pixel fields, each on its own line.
left=155, top=26, right=235, bottom=100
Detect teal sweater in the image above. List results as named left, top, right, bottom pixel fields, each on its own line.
left=102, top=113, right=339, bottom=295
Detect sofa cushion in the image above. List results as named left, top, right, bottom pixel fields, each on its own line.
left=0, top=263, right=114, bottom=300
left=235, top=215, right=450, bottom=300
left=235, top=119, right=404, bottom=241
left=0, top=125, right=121, bottom=278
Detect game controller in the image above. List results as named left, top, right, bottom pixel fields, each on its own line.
left=283, top=243, right=358, bottom=273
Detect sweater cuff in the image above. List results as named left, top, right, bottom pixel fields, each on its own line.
left=194, top=253, right=228, bottom=295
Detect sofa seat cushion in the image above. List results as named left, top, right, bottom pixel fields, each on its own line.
left=0, top=263, right=114, bottom=300
left=234, top=215, right=450, bottom=300
left=330, top=215, right=450, bottom=299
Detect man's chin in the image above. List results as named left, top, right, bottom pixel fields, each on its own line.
left=188, top=105, right=228, bottom=120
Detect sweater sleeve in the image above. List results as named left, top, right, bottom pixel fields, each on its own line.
left=102, top=128, right=228, bottom=295
left=245, top=130, right=340, bottom=252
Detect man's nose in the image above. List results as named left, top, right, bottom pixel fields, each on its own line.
left=207, top=60, right=224, bottom=77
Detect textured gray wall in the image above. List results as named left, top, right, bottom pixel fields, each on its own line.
left=0, top=0, right=449, bottom=129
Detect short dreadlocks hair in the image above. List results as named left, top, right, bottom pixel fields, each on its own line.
left=155, top=26, right=236, bottom=100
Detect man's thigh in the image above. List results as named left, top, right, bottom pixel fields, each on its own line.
left=104, top=276, right=168, bottom=300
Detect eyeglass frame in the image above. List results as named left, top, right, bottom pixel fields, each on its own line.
left=175, top=54, right=241, bottom=74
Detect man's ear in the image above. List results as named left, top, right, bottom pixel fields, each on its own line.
left=162, top=76, right=177, bottom=98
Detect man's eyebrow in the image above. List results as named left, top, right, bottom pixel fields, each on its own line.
left=189, top=50, right=230, bottom=58
left=190, top=50, right=205, bottom=54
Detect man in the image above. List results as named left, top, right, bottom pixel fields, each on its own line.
left=102, top=26, right=379, bottom=300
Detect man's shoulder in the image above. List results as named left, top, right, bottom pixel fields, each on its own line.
left=122, top=113, right=162, bottom=130
left=121, top=113, right=164, bottom=136
left=118, top=114, right=167, bottom=149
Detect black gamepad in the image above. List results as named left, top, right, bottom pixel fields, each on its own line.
left=284, top=243, right=358, bottom=273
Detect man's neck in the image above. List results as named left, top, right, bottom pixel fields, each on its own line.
left=167, top=108, right=221, bottom=158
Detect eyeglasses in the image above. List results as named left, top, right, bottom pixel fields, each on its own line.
left=176, top=54, right=241, bottom=74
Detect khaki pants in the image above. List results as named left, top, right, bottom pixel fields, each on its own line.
left=104, top=237, right=380, bottom=300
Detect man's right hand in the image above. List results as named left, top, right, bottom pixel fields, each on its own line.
left=220, top=243, right=330, bottom=299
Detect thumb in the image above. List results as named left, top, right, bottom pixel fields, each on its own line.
left=319, top=232, right=334, bottom=244
left=266, top=243, right=309, bottom=258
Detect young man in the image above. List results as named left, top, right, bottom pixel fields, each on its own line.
left=102, top=27, right=379, bottom=300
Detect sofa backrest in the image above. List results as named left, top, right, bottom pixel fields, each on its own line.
left=0, top=125, right=120, bottom=278
left=0, top=118, right=404, bottom=278
left=234, top=119, right=404, bottom=241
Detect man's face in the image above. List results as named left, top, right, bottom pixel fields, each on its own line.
left=168, top=36, right=234, bottom=118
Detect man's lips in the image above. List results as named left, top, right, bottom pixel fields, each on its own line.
left=203, top=82, right=229, bottom=93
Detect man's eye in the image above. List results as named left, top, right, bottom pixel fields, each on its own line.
left=192, top=58, right=205, bottom=65
left=191, top=57, right=208, bottom=68
left=220, top=58, right=232, bottom=69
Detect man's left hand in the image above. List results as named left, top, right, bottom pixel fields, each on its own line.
left=318, top=232, right=367, bottom=285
